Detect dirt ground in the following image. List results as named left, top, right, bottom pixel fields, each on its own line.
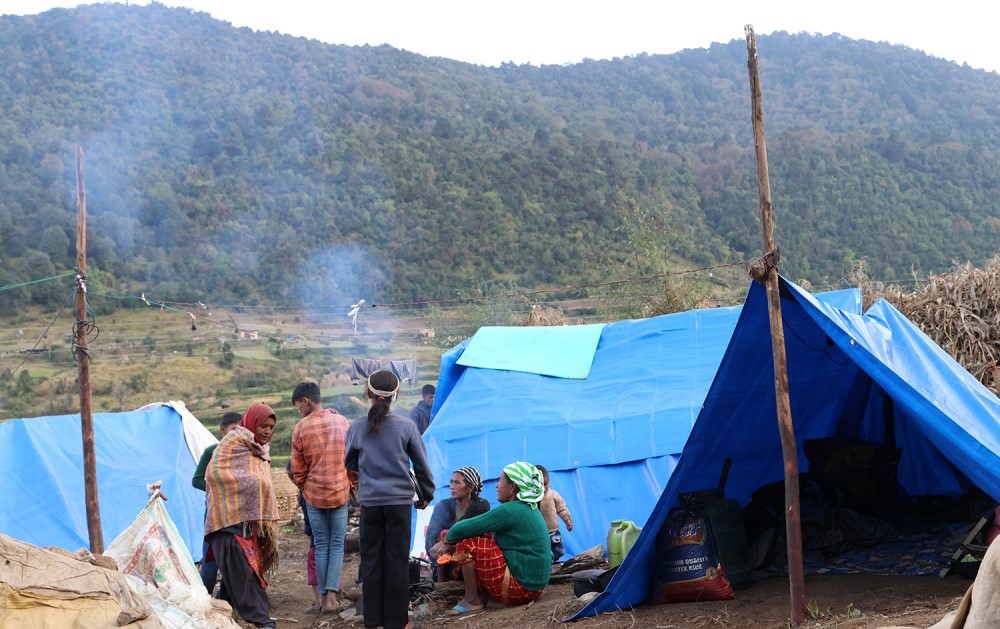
left=260, top=522, right=972, bottom=629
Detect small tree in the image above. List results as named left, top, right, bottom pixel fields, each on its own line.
left=593, top=190, right=706, bottom=320
left=15, top=370, right=34, bottom=397
left=426, top=280, right=533, bottom=348
left=219, top=341, right=235, bottom=368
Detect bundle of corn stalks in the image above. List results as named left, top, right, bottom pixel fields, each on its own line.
left=526, top=303, right=567, bottom=326
left=851, top=254, right=1000, bottom=397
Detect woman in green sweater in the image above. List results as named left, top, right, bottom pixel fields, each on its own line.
left=441, top=461, right=550, bottom=615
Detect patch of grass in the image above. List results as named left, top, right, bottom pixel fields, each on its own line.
left=18, top=367, right=61, bottom=378
left=804, top=599, right=864, bottom=627
left=233, top=348, right=280, bottom=361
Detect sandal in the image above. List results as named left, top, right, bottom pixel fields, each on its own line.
left=304, top=602, right=322, bottom=614
left=445, top=602, right=485, bottom=616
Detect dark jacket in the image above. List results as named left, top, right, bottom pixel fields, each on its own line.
left=424, top=495, right=490, bottom=555
left=409, top=400, right=432, bottom=434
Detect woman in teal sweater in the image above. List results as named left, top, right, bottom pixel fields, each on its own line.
left=441, top=461, right=550, bottom=615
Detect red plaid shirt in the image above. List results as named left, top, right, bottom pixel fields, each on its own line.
left=291, top=408, right=351, bottom=508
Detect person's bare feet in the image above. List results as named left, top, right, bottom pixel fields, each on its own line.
left=320, top=596, right=342, bottom=614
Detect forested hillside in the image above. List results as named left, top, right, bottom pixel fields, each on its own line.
left=2, top=3, right=999, bottom=312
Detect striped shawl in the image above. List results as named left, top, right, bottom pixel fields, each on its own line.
left=205, top=426, right=279, bottom=575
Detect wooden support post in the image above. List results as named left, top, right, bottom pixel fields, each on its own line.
left=744, top=25, right=804, bottom=627
left=75, top=145, right=103, bottom=554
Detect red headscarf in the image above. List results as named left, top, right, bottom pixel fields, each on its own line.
left=242, top=403, right=276, bottom=439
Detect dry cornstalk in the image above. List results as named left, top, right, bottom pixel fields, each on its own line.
left=853, top=254, right=1000, bottom=396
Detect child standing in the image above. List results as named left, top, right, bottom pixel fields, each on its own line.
left=536, top=465, right=573, bottom=562
left=286, top=460, right=323, bottom=614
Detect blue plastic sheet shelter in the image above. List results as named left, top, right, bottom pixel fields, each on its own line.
left=575, top=277, right=1000, bottom=619
left=0, top=403, right=215, bottom=561
left=424, top=288, right=861, bottom=558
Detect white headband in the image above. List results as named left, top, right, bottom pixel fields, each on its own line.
left=366, top=375, right=399, bottom=404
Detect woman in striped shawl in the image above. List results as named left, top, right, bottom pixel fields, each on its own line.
left=205, top=403, right=280, bottom=629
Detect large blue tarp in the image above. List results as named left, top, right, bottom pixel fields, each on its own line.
left=424, top=287, right=861, bottom=558
left=0, top=405, right=212, bottom=561
left=576, top=277, right=1000, bottom=618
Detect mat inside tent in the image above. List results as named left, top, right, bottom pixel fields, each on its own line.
left=758, top=521, right=969, bottom=577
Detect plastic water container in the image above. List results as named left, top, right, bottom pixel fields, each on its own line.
left=681, top=489, right=752, bottom=590
left=607, top=519, right=642, bottom=568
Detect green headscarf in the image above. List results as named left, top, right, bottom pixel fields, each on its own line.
left=502, top=461, right=544, bottom=507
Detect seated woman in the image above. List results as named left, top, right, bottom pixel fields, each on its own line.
left=439, top=462, right=550, bottom=615
left=425, top=466, right=491, bottom=581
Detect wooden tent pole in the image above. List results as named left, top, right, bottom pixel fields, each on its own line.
left=744, top=26, right=804, bottom=627
left=75, top=145, right=103, bottom=554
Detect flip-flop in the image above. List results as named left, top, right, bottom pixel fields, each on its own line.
left=445, top=604, right=483, bottom=616
left=445, top=605, right=470, bottom=616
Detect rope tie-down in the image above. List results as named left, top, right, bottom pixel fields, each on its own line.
left=748, top=247, right=780, bottom=284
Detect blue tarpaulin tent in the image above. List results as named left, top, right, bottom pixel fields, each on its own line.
left=0, top=401, right=215, bottom=561
left=575, top=277, right=1000, bottom=619
left=424, top=287, right=861, bottom=559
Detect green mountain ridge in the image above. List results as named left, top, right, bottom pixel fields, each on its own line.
left=1, top=3, right=999, bottom=313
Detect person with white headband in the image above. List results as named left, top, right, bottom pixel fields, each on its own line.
left=345, top=370, right=434, bottom=629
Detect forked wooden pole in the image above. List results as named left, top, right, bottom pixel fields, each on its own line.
left=75, top=145, right=103, bottom=554
left=744, top=25, right=804, bottom=627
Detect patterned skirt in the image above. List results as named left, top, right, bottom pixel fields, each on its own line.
left=455, top=534, right=544, bottom=605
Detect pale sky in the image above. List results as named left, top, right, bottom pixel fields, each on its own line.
left=4, top=1, right=1000, bottom=74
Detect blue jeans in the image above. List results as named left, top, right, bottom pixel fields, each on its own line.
left=306, top=502, right=349, bottom=595
left=550, top=530, right=565, bottom=562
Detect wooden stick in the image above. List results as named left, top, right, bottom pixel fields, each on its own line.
left=744, top=25, right=804, bottom=628
left=75, top=145, right=103, bottom=554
